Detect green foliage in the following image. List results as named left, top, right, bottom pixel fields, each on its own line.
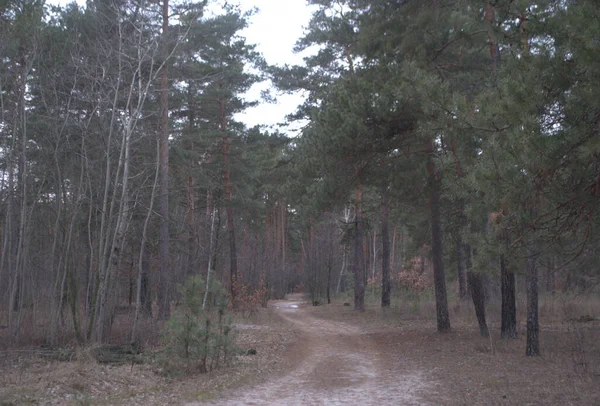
left=159, top=275, right=236, bottom=375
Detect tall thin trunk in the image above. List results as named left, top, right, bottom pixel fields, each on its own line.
left=132, top=140, right=160, bottom=342
left=264, top=196, right=272, bottom=293
left=220, top=96, right=238, bottom=304
left=427, top=142, right=451, bottom=332
left=84, top=158, right=95, bottom=319
left=546, top=256, right=556, bottom=293
left=0, top=162, right=15, bottom=325
left=326, top=258, right=332, bottom=305
left=520, top=10, right=539, bottom=356
left=65, top=157, right=87, bottom=344
left=183, top=172, right=195, bottom=277
left=336, top=246, right=346, bottom=294
left=9, top=49, right=29, bottom=335
left=140, top=254, right=152, bottom=316
left=336, top=207, right=351, bottom=294
left=465, top=244, right=489, bottom=337
left=157, top=0, right=171, bottom=321
left=449, top=133, right=468, bottom=304
left=369, top=231, right=375, bottom=298
left=202, top=207, right=217, bottom=311
left=281, top=201, right=286, bottom=265
left=96, top=121, right=132, bottom=342
left=381, top=186, right=391, bottom=307
left=485, top=1, right=517, bottom=338
left=49, top=154, right=64, bottom=344
left=186, top=84, right=196, bottom=277
left=456, top=235, right=467, bottom=300
left=500, top=249, right=517, bottom=338
left=363, top=231, right=369, bottom=287
left=353, top=184, right=365, bottom=311
left=90, top=45, right=124, bottom=341
left=391, top=225, right=397, bottom=274
left=526, top=237, right=539, bottom=355
left=0, top=79, right=7, bottom=306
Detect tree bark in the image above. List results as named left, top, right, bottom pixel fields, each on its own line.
left=140, top=251, right=152, bottom=316
left=519, top=9, right=539, bottom=356
left=9, top=48, right=29, bottom=334
left=96, top=120, right=132, bottom=342
left=186, top=84, right=196, bottom=277
left=546, top=256, right=556, bottom=293
left=202, top=207, right=217, bottom=311
left=427, top=144, right=451, bottom=332
left=157, top=0, right=171, bottom=321
left=353, top=184, right=365, bottom=311
left=456, top=236, right=467, bottom=300
left=465, top=244, right=489, bottom=337
left=381, top=187, right=391, bottom=307
left=337, top=247, right=346, bottom=294
left=219, top=95, right=238, bottom=305
left=526, top=238, right=540, bottom=355
left=500, top=252, right=517, bottom=338
left=326, top=260, right=332, bottom=305
left=131, top=139, right=159, bottom=342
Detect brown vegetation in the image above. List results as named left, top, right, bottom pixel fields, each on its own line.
left=0, top=306, right=298, bottom=405
left=2, top=292, right=599, bottom=405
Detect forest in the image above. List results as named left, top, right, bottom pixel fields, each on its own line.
left=1, top=0, right=600, bottom=404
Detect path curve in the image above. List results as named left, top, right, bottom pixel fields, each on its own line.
left=194, top=296, right=431, bottom=405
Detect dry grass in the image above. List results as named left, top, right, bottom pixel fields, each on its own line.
left=1, top=293, right=599, bottom=405
left=0, top=306, right=300, bottom=405
left=309, top=292, right=600, bottom=405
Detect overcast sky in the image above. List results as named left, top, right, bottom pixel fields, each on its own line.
left=225, top=0, right=315, bottom=134
left=50, top=0, right=315, bottom=135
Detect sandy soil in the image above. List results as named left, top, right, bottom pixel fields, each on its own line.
left=194, top=294, right=433, bottom=406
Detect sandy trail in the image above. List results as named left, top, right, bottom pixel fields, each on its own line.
left=193, top=296, right=432, bottom=405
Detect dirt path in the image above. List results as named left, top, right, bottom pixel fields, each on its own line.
left=194, top=296, right=432, bottom=405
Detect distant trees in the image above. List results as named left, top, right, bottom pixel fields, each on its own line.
left=271, top=0, right=600, bottom=356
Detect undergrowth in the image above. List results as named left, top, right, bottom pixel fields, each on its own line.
left=159, top=276, right=238, bottom=375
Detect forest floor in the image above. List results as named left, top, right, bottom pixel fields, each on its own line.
left=194, top=293, right=429, bottom=406
left=1, top=294, right=600, bottom=405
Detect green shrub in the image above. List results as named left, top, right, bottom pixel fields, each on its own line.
left=159, top=275, right=237, bottom=375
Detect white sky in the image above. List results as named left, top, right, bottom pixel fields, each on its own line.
left=49, top=0, right=315, bottom=135
left=231, top=0, right=315, bottom=135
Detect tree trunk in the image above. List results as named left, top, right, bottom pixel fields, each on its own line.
left=381, top=187, right=391, bottom=307
left=1, top=161, right=16, bottom=328
left=202, top=207, right=217, bottom=311
left=353, top=184, right=365, bottom=311
left=220, top=96, right=238, bottom=305
left=526, top=238, right=540, bottom=355
left=157, top=0, right=171, bottom=321
left=500, top=250, right=517, bottom=339
left=391, top=225, right=397, bottom=273
left=9, top=49, right=29, bottom=335
left=456, top=236, right=467, bottom=300
left=427, top=145, right=451, bottom=332
left=131, top=139, right=159, bottom=341
left=546, top=256, right=556, bottom=293
left=465, top=244, right=489, bottom=337
left=186, top=84, right=196, bottom=277
left=326, top=260, right=332, bottom=305
left=336, top=247, right=346, bottom=294
left=140, top=251, right=152, bottom=317
left=96, top=125, right=132, bottom=342
left=363, top=232, right=369, bottom=287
